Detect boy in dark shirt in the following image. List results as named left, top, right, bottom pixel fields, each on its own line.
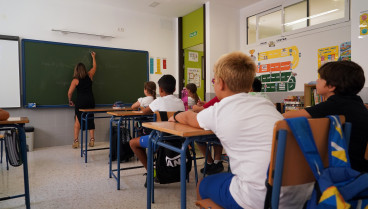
left=283, top=60, right=368, bottom=173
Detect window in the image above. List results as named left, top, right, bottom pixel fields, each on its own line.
left=284, top=1, right=307, bottom=32
left=309, top=0, right=345, bottom=26
left=247, top=16, right=256, bottom=45
left=246, top=0, right=349, bottom=45
left=259, top=10, right=282, bottom=39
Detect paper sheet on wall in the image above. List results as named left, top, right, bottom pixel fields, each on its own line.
left=187, top=68, right=201, bottom=87
left=188, top=51, right=198, bottom=62
left=318, top=46, right=338, bottom=68
left=155, top=57, right=162, bottom=74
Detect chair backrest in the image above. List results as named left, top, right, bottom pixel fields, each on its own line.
left=268, top=116, right=346, bottom=186
left=154, top=111, right=176, bottom=122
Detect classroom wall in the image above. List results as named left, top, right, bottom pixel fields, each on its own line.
left=0, top=0, right=178, bottom=148
left=205, top=1, right=240, bottom=100
left=239, top=0, right=368, bottom=103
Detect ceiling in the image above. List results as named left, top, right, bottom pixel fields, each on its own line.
left=88, top=0, right=262, bottom=17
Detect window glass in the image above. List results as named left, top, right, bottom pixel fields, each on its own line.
left=259, top=10, right=282, bottom=39
left=284, top=1, right=307, bottom=32
left=309, top=0, right=345, bottom=25
left=247, top=15, right=256, bottom=44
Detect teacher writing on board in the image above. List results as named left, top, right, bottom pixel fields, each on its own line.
left=68, top=51, right=97, bottom=149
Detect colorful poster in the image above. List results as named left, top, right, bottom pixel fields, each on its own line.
left=163, top=58, right=167, bottom=69
left=155, top=58, right=162, bottom=74
left=318, top=46, right=338, bottom=68
left=149, top=57, right=154, bottom=74
left=339, top=42, right=351, bottom=61
left=360, top=13, right=368, bottom=36
left=187, top=68, right=201, bottom=87
left=256, top=46, right=299, bottom=92
left=188, top=51, right=198, bottom=62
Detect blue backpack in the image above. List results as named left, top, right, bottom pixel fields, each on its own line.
left=286, top=115, right=368, bottom=208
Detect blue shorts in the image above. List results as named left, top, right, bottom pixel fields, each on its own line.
left=139, top=135, right=158, bottom=151
left=199, top=172, right=242, bottom=209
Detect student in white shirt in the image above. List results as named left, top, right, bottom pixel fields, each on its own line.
left=131, top=81, right=156, bottom=109
left=170, top=52, right=308, bottom=209
left=129, top=74, right=184, bottom=187
left=186, top=83, right=200, bottom=108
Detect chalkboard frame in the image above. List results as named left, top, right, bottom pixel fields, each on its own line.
left=21, top=39, right=149, bottom=108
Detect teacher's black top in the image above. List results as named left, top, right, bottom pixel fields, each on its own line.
left=306, top=94, right=368, bottom=173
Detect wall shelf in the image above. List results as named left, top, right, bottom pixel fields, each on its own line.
left=51, top=29, right=114, bottom=39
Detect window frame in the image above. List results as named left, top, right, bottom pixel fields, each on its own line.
left=246, top=0, right=350, bottom=46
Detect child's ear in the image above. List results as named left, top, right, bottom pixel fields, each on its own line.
left=218, top=78, right=225, bottom=90
left=327, top=85, right=336, bottom=92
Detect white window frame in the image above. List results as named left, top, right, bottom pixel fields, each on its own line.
left=246, top=0, right=350, bottom=46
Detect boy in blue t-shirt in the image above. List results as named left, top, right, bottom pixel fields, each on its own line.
left=283, top=60, right=368, bottom=173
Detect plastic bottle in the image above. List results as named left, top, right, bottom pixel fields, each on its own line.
left=181, top=88, right=188, bottom=111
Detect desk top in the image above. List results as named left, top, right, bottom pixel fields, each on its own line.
left=142, top=121, right=213, bottom=137
left=107, top=111, right=153, bottom=116
left=0, top=117, right=29, bottom=125
left=80, top=107, right=133, bottom=112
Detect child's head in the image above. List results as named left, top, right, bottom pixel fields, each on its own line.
left=144, top=81, right=157, bottom=99
left=252, top=78, right=262, bottom=92
left=318, top=60, right=365, bottom=95
left=214, top=51, right=256, bottom=94
left=73, top=63, right=87, bottom=79
left=186, top=83, right=200, bottom=103
left=158, top=74, right=176, bottom=95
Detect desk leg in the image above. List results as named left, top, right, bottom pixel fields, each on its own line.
left=84, top=113, right=89, bottom=163
left=80, top=112, right=85, bottom=157
left=180, top=139, right=192, bottom=209
left=19, top=125, right=30, bottom=209
left=109, top=116, right=114, bottom=178
left=117, top=118, right=122, bottom=190
left=147, top=131, right=155, bottom=209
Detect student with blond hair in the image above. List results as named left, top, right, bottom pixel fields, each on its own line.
left=170, top=52, right=308, bottom=208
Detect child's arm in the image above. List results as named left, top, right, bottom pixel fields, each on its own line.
left=283, top=109, right=311, bottom=118
left=131, top=101, right=141, bottom=109
left=192, top=105, right=204, bottom=113
left=67, top=79, right=79, bottom=106
left=168, top=111, right=200, bottom=128
left=88, top=51, right=97, bottom=79
left=141, top=106, right=153, bottom=115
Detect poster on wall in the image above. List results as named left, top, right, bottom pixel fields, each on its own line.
left=163, top=58, right=167, bottom=69
left=339, top=42, right=351, bottom=61
left=155, top=57, right=162, bottom=74
left=317, top=46, right=338, bottom=68
left=187, top=68, right=201, bottom=87
left=255, top=46, right=299, bottom=92
left=149, top=57, right=154, bottom=74
left=188, top=51, right=198, bottom=62
left=360, top=13, right=368, bottom=36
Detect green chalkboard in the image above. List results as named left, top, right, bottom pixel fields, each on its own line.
left=22, top=39, right=148, bottom=107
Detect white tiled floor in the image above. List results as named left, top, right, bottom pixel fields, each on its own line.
left=0, top=142, right=207, bottom=209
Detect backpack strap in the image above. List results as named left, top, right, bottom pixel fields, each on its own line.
left=285, top=117, right=324, bottom=179
left=326, top=115, right=350, bottom=167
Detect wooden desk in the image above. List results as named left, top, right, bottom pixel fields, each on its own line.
left=107, top=111, right=154, bottom=190
left=0, top=117, right=30, bottom=209
left=79, top=107, right=133, bottom=163
left=142, top=121, right=214, bottom=209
